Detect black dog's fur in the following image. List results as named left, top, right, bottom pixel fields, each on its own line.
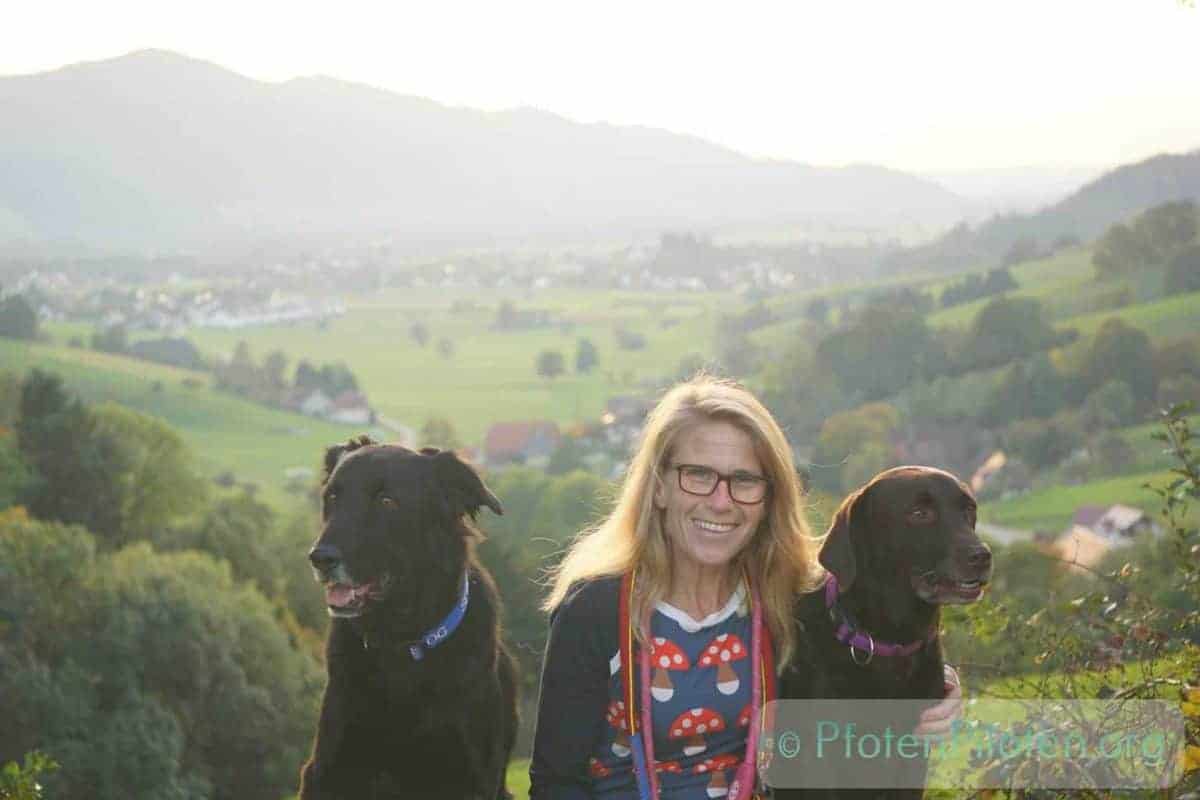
left=777, top=466, right=992, bottom=799
left=300, top=437, right=518, bottom=800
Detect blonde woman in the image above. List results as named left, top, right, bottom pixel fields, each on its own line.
left=529, top=375, right=960, bottom=799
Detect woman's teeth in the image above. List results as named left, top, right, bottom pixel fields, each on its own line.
left=693, top=519, right=736, bottom=533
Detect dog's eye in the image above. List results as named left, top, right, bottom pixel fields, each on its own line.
left=908, top=507, right=936, bottom=524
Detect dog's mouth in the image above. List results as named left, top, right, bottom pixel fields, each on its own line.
left=315, top=568, right=390, bottom=618
left=912, top=571, right=989, bottom=604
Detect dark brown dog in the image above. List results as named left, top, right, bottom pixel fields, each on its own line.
left=300, top=436, right=518, bottom=800
left=775, top=465, right=992, bottom=798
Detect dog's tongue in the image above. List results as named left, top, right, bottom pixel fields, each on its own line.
left=326, top=584, right=356, bottom=607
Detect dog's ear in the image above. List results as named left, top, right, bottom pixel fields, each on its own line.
left=820, top=485, right=867, bottom=592
left=430, top=450, right=504, bottom=520
left=322, top=434, right=376, bottom=482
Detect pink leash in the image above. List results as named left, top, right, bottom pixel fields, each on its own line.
left=635, top=578, right=765, bottom=800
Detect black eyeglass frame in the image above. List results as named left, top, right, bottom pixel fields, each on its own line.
left=669, top=463, right=771, bottom=505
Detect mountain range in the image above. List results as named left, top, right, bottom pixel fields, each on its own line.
left=0, top=50, right=975, bottom=250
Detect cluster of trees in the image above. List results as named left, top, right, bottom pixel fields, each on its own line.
left=769, top=281, right=1198, bottom=494
left=0, top=370, right=326, bottom=799
left=0, top=294, right=38, bottom=340
left=214, top=342, right=360, bottom=406
left=535, top=338, right=599, bottom=380
left=934, top=405, right=1200, bottom=794
left=1092, top=200, right=1198, bottom=279
left=0, top=368, right=619, bottom=795
left=407, top=321, right=456, bottom=359
left=938, top=266, right=1017, bottom=308
left=86, top=324, right=205, bottom=371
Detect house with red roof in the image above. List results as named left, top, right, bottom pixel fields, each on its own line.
left=483, top=421, right=561, bottom=468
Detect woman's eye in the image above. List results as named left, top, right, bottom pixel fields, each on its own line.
left=379, top=496, right=395, bottom=507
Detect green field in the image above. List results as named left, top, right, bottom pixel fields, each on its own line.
left=927, top=247, right=1097, bottom=329
left=981, top=469, right=1175, bottom=533
left=70, top=288, right=734, bottom=446
left=0, top=337, right=367, bottom=508
left=1057, top=289, right=1200, bottom=342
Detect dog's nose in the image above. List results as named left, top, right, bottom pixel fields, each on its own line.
left=966, top=546, right=992, bottom=570
left=309, top=543, right=343, bottom=575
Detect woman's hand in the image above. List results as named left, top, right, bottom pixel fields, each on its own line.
left=914, top=665, right=963, bottom=737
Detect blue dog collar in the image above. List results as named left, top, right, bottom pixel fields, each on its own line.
left=408, top=572, right=470, bottom=661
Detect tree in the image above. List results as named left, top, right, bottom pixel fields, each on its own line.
left=1090, top=430, right=1136, bottom=477
left=575, top=338, right=599, bottom=374
left=16, top=373, right=205, bottom=547
left=0, top=518, right=321, bottom=800
left=1165, top=243, right=1200, bottom=294
left=0, top=434, right=32, bottom=510
left=958, top=296, right=1058, bottom=371
left=981, top=354, right=1066, bottom=427
left=294, top=359, right=320, bottom=391
left=536, top=350, right=565, bottom=380
left=157, top=490, right=280, bottom=596
left=420, top=417, right=462, bottom=451
left=0, top=295, right=38, bottom=340
left=89, top=323, right=127, bottom=354
left=262, top=350, right=289, bottom=399
left=1077, top=318, right=1157, bottom=408
left=546, top=436, right=588, bottom=475
left=436, top=337, right=455, bottom=359
left=1002, top=237, right=1039, bottom=267
left=409, top=321, right=430, bottom=347
left=1004, top=412, right=1084, bottom=470
left=816, top=309, right=940, bottom=400
left=811, top=403, right=900, bottom=493
left=1137, top=200, right=1198, bottom=261
left=1092, top=221, right=1151, bottom=277
left=804, top=297, right=830, bottom=325
left=1080, top=379, right=1137, bottom=430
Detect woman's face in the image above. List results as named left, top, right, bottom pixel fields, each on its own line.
left=653, top=419, right=768, bottom=577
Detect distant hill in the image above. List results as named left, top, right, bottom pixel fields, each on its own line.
left=0, top=50, right=967, bottom=250
left=887, top=150, right=1200, bottom=273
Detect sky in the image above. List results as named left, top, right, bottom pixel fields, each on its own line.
left=4, top=0, right=1199, bottom=173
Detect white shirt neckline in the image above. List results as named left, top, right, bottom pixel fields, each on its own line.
left=654, top=582, right=747, bottom=633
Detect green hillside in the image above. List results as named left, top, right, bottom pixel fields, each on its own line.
left=97, top=288, right=729, bottom=445
left=0, top=337, right=364, bottom=507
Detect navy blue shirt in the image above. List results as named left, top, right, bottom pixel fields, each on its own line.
left=531, top=577, right=753, bottom=799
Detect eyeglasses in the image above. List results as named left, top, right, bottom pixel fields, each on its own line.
left=670, top=464, right=770, bottom=504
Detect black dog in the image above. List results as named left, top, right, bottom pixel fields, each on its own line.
left=300, top=436, right=518, bottom=800
left=776, top=465, right=992, bottom=799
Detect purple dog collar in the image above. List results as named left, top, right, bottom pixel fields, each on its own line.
left=824, top=574, right=936, bottom=664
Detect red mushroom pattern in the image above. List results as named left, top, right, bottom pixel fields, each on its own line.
left=649, top=636, right=690, bottom=702
left=588, top=757, right=611, bottom=778
left=694, top=753, right=741, bottom=798
left=655, top=760, right=683, bottom=774
left=604, top=700, right=631, bottom=757
left=697, top=633, right=747, bottom=695
left=736, top=703, right=752, bottom=729
left=668, top=707, right=726, bottom=757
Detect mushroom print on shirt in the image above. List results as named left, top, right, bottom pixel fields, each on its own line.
left=590, top=584, right=754, bottom=799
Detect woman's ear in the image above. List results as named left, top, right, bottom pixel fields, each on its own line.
left=652, top=469, right=667, bottom=509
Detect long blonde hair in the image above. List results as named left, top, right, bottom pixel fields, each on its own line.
left=544, top=374, right=822, bottom=667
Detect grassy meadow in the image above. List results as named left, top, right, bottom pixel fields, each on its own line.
left=82, top=288, right=732, bottom=446
left=0, top=336, right=365, bottom=509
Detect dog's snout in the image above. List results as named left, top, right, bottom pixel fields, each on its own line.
left=309, top=543, right=343, bottom=575
left=966, top=545, right=992, bottom=570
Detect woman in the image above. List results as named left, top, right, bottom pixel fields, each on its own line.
left=530, top=375, right=959, bottom=799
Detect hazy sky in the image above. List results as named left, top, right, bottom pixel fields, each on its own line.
left=5, top=0, right=1198, bottom=172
